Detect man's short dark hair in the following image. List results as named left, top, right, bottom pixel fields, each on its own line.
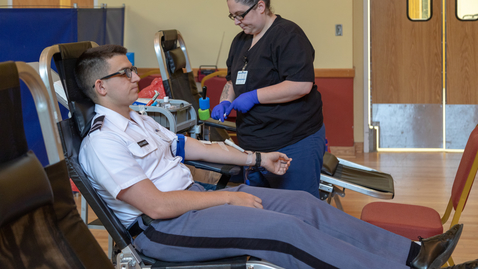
left=75, top=44, right=128, bottom=103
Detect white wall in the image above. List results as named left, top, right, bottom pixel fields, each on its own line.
left=102, top=0, right=353, bottom=69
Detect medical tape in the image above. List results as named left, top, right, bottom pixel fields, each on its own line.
left=245, top=151, right=254, bottom=166
left=215, top=142, right=229, bottom=151
left=199, top=140, right=228, bottom=151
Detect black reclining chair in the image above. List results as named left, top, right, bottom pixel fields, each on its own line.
left=0, top=61, right=113, bottom=269
left=39, top=42, right=281, bottom=269
left=154, top=29, right=236, bottom=141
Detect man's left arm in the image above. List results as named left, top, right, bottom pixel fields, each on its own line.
left=183, top=137, right=290, bottom=175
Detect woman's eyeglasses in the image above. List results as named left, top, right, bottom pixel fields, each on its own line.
left=228, top=2, right=257, bottom=21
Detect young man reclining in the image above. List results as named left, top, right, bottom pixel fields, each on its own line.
left=76, top=44, right=477, bottom=269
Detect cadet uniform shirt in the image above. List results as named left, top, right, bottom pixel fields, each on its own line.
left=79, top=105, right=193, bottom=227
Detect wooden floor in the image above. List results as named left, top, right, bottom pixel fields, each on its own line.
left=77, top=151, right=478, bottom=265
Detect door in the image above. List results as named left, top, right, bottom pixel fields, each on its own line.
left=370, top=0, right=478, bottom=150
left=446, top=0, right=478, bottom=149
left=370, top=0, right=443, bottom=149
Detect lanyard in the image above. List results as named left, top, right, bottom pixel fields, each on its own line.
left=242, top=56, right=248, bottom=71
left=236, top=55, right=249, bottom=85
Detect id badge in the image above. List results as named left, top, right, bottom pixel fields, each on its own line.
left=236, top=71, right=248, bottom=85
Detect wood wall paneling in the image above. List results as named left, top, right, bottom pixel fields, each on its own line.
left=11, top=0, right=93, bottom=8
left=73, top=0, right=94, bottom=8
left=12, top=0, right=59, bottom=7
left=137, top=68, right=356, bottom=79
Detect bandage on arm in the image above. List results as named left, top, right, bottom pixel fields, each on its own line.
left=245, top=152, right=254, bottom=166
left=199, top=140, right=229, bottom=152
left=224, top=139, right=254, bottom=166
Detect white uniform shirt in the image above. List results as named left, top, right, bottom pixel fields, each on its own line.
left=79, top=105, right=193, bottom=227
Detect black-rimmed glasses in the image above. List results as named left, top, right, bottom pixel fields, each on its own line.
left=228, top=1, right=257, bottom=21
left=92, top=66, right=138, bottom=88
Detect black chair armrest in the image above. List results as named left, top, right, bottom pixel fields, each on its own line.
left=184, top=160, right=241, bottom=176
left=200, top=118, right=236, bottom=132
left=321, top=152, right=339, bottom=176
left=184, top=160, right=242, bottom=190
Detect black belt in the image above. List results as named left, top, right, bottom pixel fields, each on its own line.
left=127, top=214, right=153, bottom=238
left=185, top=182, right=195, bottom=190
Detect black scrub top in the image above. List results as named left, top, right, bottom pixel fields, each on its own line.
left=226, top=15, right=323, bottom=152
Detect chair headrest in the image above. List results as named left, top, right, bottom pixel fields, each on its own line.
left=59, top=41, right=93, bottom=60
left=0, top=61, right=19, bottom=91
left=0, top=151, right=53, bottom=227
left=0, top=61, right=28, bottom=163
left=161, top=30, right=178, bottom=51
left=54, top=42, right=96, bottom=138
left=166, top=48, right=186, bottom=74
left=55, top=42, right=93, bottom=105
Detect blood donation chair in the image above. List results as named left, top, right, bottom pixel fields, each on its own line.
left=153, top=29, right=235, bottom=141
left=0, top=61, right=113, bottom=269
left=153, top=29, right=395, bottom=208
left=38, top=42, right=283, bottom=269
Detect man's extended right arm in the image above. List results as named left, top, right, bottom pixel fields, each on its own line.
left=117, top=178, right=263, bottom=220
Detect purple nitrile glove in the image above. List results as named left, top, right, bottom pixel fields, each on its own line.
left=211, top=100, right=232, bottom=122
left=226, top=90, right=259, bottom=115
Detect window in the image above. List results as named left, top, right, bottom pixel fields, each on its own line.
left=457, top=0, right=478, bottom=21
left=408, top=0, right=431, bottom=21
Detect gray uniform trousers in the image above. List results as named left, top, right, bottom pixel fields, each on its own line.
left=132, top=184, right=412, bottom=269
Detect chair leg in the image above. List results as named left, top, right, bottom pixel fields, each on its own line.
left=108, top=235, right=114, bottom=261
left=332, top=194, right=344, bottom=211
left=327, top=186, right=345, bottom=211
left=443, top=256, right=455, bottom=267
left=80, top=194, right=88, bottom=224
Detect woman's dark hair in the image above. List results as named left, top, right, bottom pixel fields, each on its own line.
left=231, top=0, right=272, bottom=14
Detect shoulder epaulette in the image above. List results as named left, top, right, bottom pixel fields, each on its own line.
left=88, top=115, right=105, bottom=135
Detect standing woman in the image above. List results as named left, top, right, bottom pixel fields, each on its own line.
left=212, top=0, right=325, bottom=198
